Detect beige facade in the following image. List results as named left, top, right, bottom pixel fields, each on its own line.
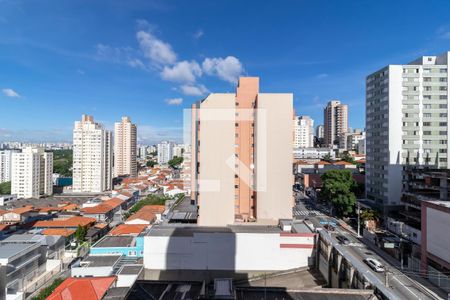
left=191, top=77, right=294, bottom=226
left=324, top=100, right=348, bottom=147
left=114, top=116, right=137, bottom=177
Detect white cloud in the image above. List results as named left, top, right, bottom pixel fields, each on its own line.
left=2, top=88, right=20, bottom=98
left=127, top=58, right=147, bottom=69
left=136, top=30, right=177, bottom=66
left=161, top=60, right=202, bottom=83
left=202, top=56, right=243, bottom=83
left=193, top=29, right=204, bottom=39
left=165, top=97, right=183, bottom=105
left=437, top=25, right=450, bottom=39
left=180, top=84, right=209, bottom=96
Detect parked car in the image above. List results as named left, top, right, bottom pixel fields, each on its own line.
left=364, top=258, right=385, bottom=272
left=323, top=224, right=335, bottom=231
left=336, top=235, right=350, bottom=245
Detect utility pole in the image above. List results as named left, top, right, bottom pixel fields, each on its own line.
left=357, top=201, right=361, bottom=238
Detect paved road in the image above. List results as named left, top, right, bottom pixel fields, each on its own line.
left=293, top=194, right=444, bottom=300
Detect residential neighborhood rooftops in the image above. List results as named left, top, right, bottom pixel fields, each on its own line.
left=47, top=276, right=117, bottom=300
left=34, top=216, right=96, bottom=228
left=126, top=205, right=165, bottom=223
left=82, top=198, right=125, bottom=214
left=81, top=255, right=122, bottom=267
left=0, top=242, right=37, bottom=260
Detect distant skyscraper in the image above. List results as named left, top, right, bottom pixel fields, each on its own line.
left=157, top=141, right=174, bottom=164
left=293, top=116, right=314, bottom=148
left=324, top=100, right=348, bottom=147
left=0, top=150, right=18, bottom=183
left=11, top=147, right=53, bottom=198
left=114, top=116, right=137, bottom=177
left=316, top=125, right=324, bottom=139
left=73, top=115, right=112, bottom=193
left=191, top=77, right=293, bottom=226
left=366, top=51, right=450, bottom=211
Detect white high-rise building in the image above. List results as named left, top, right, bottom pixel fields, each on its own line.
left=11, top=147, right=53, bottom=199
left=138, top=146, right=148, bottom=159
left=324, top=100, right=348, bottom=147
left=293, top=116, right=314, bottom=148
left=0, top=150, right=19, bottom=183
left=157, top=141, right=174, bottom=164
left=339, top=129, right=366, bottom=150
left=173, top=144, right=184, bottom=158
left=73, top=115, right=112, bottom=193
left=316, top=125, right=324, bottom=139
left=366, top=51, right=450, bottom=211
left=114, top=116, right=137, bottom=177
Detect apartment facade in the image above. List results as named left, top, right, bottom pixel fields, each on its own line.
left=316, top=125, right=324, bottom=139
left=366, top=52, right=450, bottom=210
left=73, top=115, right=112, bottom=193
left=157, top=141, right=174, bottom=164
left=114, top=116, right=137, bottom=177
left=339, top=129, right=366, bottom=151
left=0, top=150, right=18, bottom=183
left=323, top=100, right=348, bottom=147
left=191, top=77, right=294, bottom=226
left=11, top=147, right=53, bottom=199
left=294, top=116, right=314, bottom=148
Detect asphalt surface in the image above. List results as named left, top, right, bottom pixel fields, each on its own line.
left=294, top=192, right=444, bottom=300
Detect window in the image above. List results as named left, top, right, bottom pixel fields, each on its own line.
left=423, top=77, right=431, bottom=82
left=423, top=131, right=431, bottom=135
left=234, top=185, right=239, bottom=188
left=424, top=86, right=432, bottom=91
left=439, top=86, right=448, bottom=91
left=423, top=95, right=432, bottom=100
left=439, top=77, right=447, bottom=82
left=439, top=104, right=448, bottom=109
left=440, top=95, right=448, bottom=100
left=439, top=140, right=448, bottom=144
left=423, top=113, right=432, bottom=118
left=423, top=104, right=432, bottom=109
left=439, top=122, right=447, bottom=126
left=439, top=68, right=447, bottom=73
left=440, top=113, right=447, bottom=117
left=439, top=158, right=447, bottom=163
left=439, top=149, right=447, bottom=153
left=423, top=122, right=431, bottom=126
left=235, top=123, right=239, bottom=127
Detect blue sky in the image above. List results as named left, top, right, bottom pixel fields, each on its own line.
left=1, top=0, right=450, bottom=144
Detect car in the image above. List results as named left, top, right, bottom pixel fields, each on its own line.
left=364, top=258, right=385, bottom=272
left=323, top=224, right=335, bottom=231
left=336, top=235, right=350, bottom=245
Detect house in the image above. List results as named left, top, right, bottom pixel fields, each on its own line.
left=125, top=205, right=165, bottom=225
left=81, top=198, right=125, bottom=224
left=47, top=276, right=117, bottom=300
left=34, top=216, right=96, bottom=230
left=90, top=235, right=144, bottom=257
left=2, top=233, right=66, bottom=260
left=0, top=206, right=40, bottom=224
left=71, top=255, right=122, bottom=278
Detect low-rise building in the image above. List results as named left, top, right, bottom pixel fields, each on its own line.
left=47, top=276, right=117, bottom=300
left=90, top=235, right=144, bottom=258
left=81, top=198, right=125, bottom=224
left=0, top=195, right=17, bottom=206
left=125, top=205, right=165, bottom=225
left=71, top=254, right=122, bottom=278
left=293, top=147, right=334, bottom=160
left=33, top=216, right=96, bottom=230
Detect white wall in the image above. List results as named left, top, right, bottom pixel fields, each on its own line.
left=426, top=207, right=450, bottom=264
left=143, top=231, right=314, bottom=271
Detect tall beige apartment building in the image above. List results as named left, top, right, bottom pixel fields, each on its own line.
left=11, top=147, right=53, bottom=199
left=323, top=100, right=348, bottom=147
left=114, top=116, right=137, bottom=177
left=191, top=77, right=294, bottom=226
left=73, top=115, right=112, bottom=193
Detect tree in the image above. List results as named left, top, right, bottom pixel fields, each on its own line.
left=322, top=153, right=332, bottom=162
left=361, top=209, right=379, bottom=222
left=340, top=152, right=355, bottom=164
left=146, top=160, right=157, bottom=167
left=74, top=225, right=87, bottom=243
left=0, top=181, right=11, bottom=194
left=320, top=170, right=357, bottom=217
left=168, top=156, right=183, bottom=169
left=32, top=278, right=64, bottom=300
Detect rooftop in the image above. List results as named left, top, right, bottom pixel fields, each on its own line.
left=109, top=224, right=148, bottom=236
left=80, top=255, right=122, bottom=267
left=47, top=276, right=117, bottom=300
left=42, top=228, right=76, bottom=237
left=93, top=235, right=136, bottom=248
left=34, top=216, right=96, bottom=228
left=0, top=242, right=36, bottom=260
left=146, top=224, right=284, bottom=237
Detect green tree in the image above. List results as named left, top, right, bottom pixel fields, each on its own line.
left=320, top=170, right=357, bottom=217
left=32, top=278, right=64, bottom=300
left=124, top=194, right=172, bottom=218
left=322, top=153, right=332, bottom=162
left=168, top=156, right=183, bottom=169
left=52, top=149, right=73, bottom=177
left=0, top=181, right=11, bottom=194
left=74, top=225, right=87, bottom=243
left=146, top=160, right=157, bottom=167
left=340, top=152, right=355, bottom=164
left=361, top=209, right=379, bottom=222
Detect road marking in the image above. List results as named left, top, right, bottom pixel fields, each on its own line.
left=391, top=275, right=422, bottom=299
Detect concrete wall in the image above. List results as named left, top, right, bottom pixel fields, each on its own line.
left=143, top=232, right=314, bottom=272
left=197, top=94, right=236, bottom=226
left=426, top=207, right=450, bottom=264
left=256, top=94, right=294, bottom=222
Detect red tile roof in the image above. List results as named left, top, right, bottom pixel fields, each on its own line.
left=47, top=276, right=116, bottom=300
left=109, top=224, right=147, bottom=236
left=34, top=216, right=96, bottom=228
left=11, top=206, right=35, bottom=214
left=333, top=161, right=355, bottom=165
left=126, top=205, right=165, bottom=223
left=315, top=161, right=331, bottom=165
left=42, top=228, right=75, bottom=237
left=81, top=198, right=124, bottom=214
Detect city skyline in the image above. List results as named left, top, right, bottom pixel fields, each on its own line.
left=2, top=0, right=450, bottom=143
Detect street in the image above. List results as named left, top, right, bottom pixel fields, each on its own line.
left=293, top=192, right=444, bottom=300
